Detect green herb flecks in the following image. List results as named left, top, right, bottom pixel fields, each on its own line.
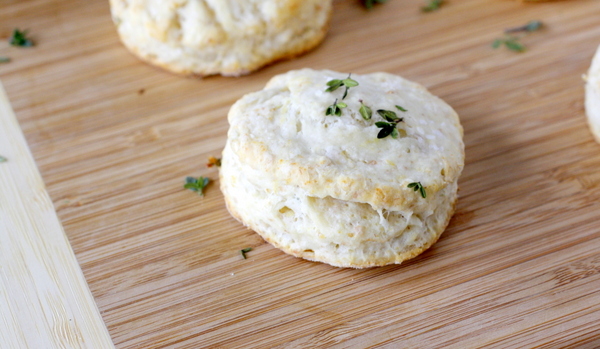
left=184, top=176, right=210, bottom=196
left=422, top=0, right=444, bottom=12
left=10, top=29, right=33, bottom=47
left=0, top=57, right=10, bottom=63
left=505, top=20, right=543, bottom=34
left=493, top=20, right=543, bottom=53
left=326, top=74, right=359, bottom=100
left=0, top=156, right=7, bottom=162
left=359, top=100, right=372, bottom=120
left=325, top=99, right=347, bottom=117
left=396, top=105, right=407, bottom=112
left=362, top=0, right=387, bottom=9
left=377, top=109, right=400, bottom=122
left=492, top=36, right=525, bottom=52
left=375, top=109, right=404, bottom=139
left=408, top=182, right=427, bottom=198
left=376, top=122, right=399, bottom=139
left=240, top=247, right=252, bottom=259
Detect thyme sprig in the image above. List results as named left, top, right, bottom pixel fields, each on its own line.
left=184, top=176, right=210, bottom=196
left=493, top=20, right=543, bottom=53
left=10, top=29, right=33, bottom=47
left=408, top=182, right=427, bottom=198
left=492, top=36, right=525, bottom=52
left=325, top=99, right=347, bottom=116
left=375, top=109, right=404, bottom=139
left=362, top=0, right=387, bottom=9
left=240, top=247, right=252, bottom=259
left=323, top=74, right=410, bottom=140
left=326, top=74, right=359, bottom=100
left=505, top=20, right=542, bottom=34
left=422, top=0, right=444, bottom=12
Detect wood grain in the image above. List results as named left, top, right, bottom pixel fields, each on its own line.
left=0, top=82, right=114, bottom=348
left=1, top=0, right=600, bottom=347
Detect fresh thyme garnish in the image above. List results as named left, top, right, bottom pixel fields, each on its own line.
left=422, top=0, right=444, bottom=12
left=0, top=57, right=10, bottom=63
left=375, top=122, right=395, bottom=139
left=240, top=247, right=252, bottom=259
left=377, top=109, right=400, bottom=121
left=184, top=176, right=210, bottom=196
left=325, top=99, right=347, bottom=116
left=505, top=20, right=543, bottom=34
left=10, top=29, right=33, bottom=47
left=375, top=122, right=400, bottom=139
left=206, top=156, right=221, bottom=168
left=359, top=100, right=372, bottom=120
left=375, top=109, right=404, bottom=139
left=396, top=105, right=407, bottom=112
left=408, top=182, right=427, bottom=198
left=326, top=74, right=359, bottom=100
left=493, top=20, right=543, bottom=53
left=362, top=0, right=387, bottom=9
left=0, top=156, right=7, bottom=162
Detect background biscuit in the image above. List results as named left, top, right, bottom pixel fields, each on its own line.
left=109, top=0, right=332, bottom=77
left=586, top=44, right=600, bottom=143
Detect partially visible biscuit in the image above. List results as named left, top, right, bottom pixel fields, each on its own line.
left=220, top=69, right=465, bottom=268
left=585, top=44, right=600, bottom=143
left=109, top=0, right=332, bottom=77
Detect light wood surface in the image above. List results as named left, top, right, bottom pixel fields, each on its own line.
left=0, top=82, right=114, bottom=348
left=1, top=0, right=600, bottom=347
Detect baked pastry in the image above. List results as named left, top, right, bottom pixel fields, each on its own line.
left=220, top=69, right=465, bottom=268
left=585, top=44, right=600, bottom=143
left=109, top=0, right=332, bottom=77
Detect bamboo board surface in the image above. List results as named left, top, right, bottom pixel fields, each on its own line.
left=1, top=0, right=600, bottom=347
left=0, top=82, right=114, bottom=348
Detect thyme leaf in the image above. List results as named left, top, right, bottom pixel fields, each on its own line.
left=505, top=20, right=543, bottom=34
left=362, top=0, right=387, bottom=9
left=184, top=176, right=210, bottom=196
left=325, top=99, right=347, bottom=116
left=422, top=0, right=444, bottom=12
left=325, top=74, right=359, bottom=100
left=10, top=29, right=33, bottom=47
left=493, top=21, right=542, bottom=53
left=241, top=247, right=252, bottom=259
left=359, top=100, right=372, bottom=120
left=493, top=36, right=525, bottom=52
left=408, top=182, right=427, bottom=198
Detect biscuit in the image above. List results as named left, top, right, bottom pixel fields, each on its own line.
left=585, top=44, right=600, bottom=143
left=109, top=0, right=332, bottom=77
left=220, top=69, right=465, bottom=268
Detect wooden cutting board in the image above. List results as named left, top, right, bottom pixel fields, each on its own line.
left=0, top=82, right=114, bottom=348
left=1, top=0, right=600, bottom=347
